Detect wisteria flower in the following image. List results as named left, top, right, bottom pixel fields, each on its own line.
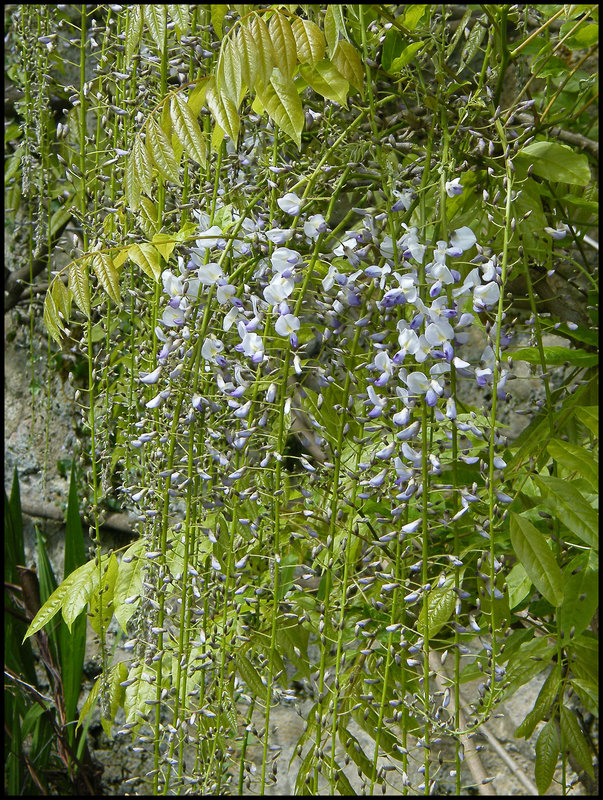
left=473, top=281, right=500, bottom=311
left=265, top=228, right=294, bottom=245
left=264, top=273, right=295, bottom=305
left=277, top=192, right=302, bottom=216
left=274, top=313, right=300, bottom=339
left=391, top=188, right=413, bottom=212
left=201, top=335, right=226, bottom=365
left=191, top=258, right=223, bottom=285
left=236, top=321, right=264, bottom=363
left=271, top=247, right=300, bottom=273
left=304, top=214, right=326, bottom=239
left=544, top=223, right=570, bottom=240
left=445, top=177, right=464, bottom=197
left=449, top=226, right=477, bottom=253
left=194, top=225, right=225, bottom=254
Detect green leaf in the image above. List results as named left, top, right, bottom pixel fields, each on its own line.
left=535, top=719, right=559, bottom=794
left=558, top=552, right=599, bottom=641
left=332, top=40, right=364, bottom=94
left=516, top=141, right=591, bottom=186
left=338, top=726, right=375, bottom=780
left=547, top=439, right=598, bottom=491
left=324, top=4, right=340, bottom=56
left=570, top=678, right=598, bottom=716
left=390, top=41, right=426, bottom=71
left=403, top=4, right=427, bottom=29
left=459, top=20, right=486, bottom=70
left=255, top=68, right=304, bottom=149
left=559, top=20, right=598, bottom=49
left=206, top=80, right=240, bottom=144
left=417, top=575, right=456, bottom=637
left=128, top=242, right=162, bottom=281
left=237, top=654, right=267, bottom=701
left=291, top=17, right=325, bottom=67
left=187, top=77, right=210, bottom=117
left=560, top=706, right=594, bottom=777
left=69, top=257, right=91, bottom=318
left=575, top=406, right=598, bottom=435
left=508, top=346, right=598, bottom=368
left=299, top=60, right=349, bottom=106
left=294, top=743, right=316, bottom=794
left=268, top=11, right=297, bottom=81
left=92, top=252, right=121, bottom=305
left=78, top=676, right=101, bottom=731
left=535, top=476, right=598, bottom=549
left=506, top=561, right=533, bottom=609
left=125, top=5, right=142, bottom=65
left=170, top=92, right=207, bottom=166
left=143, top=5, right=167, bottom=50
left=146, top=117, right=181, bottom=184
left=514, top=667, right=560, bottom=739
left=152, top=232, right=176, bottom=263
left=509, top=512, right=564, bottom=606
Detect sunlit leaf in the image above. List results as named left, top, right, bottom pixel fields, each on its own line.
left=69, top=257, right=91, bottom=318
left=170, top=92, right=207, bottom=165
left=332, top=39, right=364, bottom=94
left=167, top=4, right=189, bottom=37
left=128, top=242, right=162, bottom=282
left=299, top=60, right=349, bottom=106
left=125, top=5, right=142, bottom=65
left=249, top=14, right=276, bottom=89
left=92, top=252, right=121, bottom=305
left=217, top=35, right=243, bottom=105
left=535, top=475, right=598, bottom=549
left=560, top=706, right=594, bottom=777
left=143, top=5, right=167, bottom=50
left=88, top=553, right=118, bottom=636
left=206, top=79, right=240, bottom=144
left=291, top=17, right=325, bottom=66
left=255, top=67, right=304, bottom=148
left=268, top=11, right=297, bottom=80
left=146, top=117, right=181, bottom=184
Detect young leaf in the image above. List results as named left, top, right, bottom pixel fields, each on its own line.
left=62, top=558, right=99, bottom=630
left=299, top=60, right=349, bottom=106
left=125, top=149, right=141, bottom=211
left=133, top=134, right=153, bottom=196
left=43, top=292, right=64, bottom=344
left=535, top=475, right=598, bottom=549
left=69, top=257, right=91, bottom=318
left=255, top=67, right=304, bottom=149
left=101, top=661, right=129, bottom=737
left=152, top=232, right=176, bottom=263
left=187, top=77, right=210, bottom=117
left=92, top=252, right=121, bottom=305
left=535, top=719, right=559, bottom=794
left=575, top=406, right=598, bottom=435
left=506, top=561, right=532, bottom=609
left=139, top=196, right=159, bottom=237
left=51, top=276, right=71, bottom=323
left=324, top=4, right=348, bottom=55
left=211, top=4, right=227, bottom=38
left=217, top=35, right=243, bottom=105
left=113, top=541, right=144, bottom=632
left=23, top=559, right=96, bottom=640
left=170, top=92, right=207, bottom=165
left=89, top=553, right=118, bottom=636
left=125, top=5, right=142, bottom=65
left=248, top=14, right=276, bottom=89
left=77, top=676, right=101, bottom=731
left=237, top=26, right=258, bottom=91
left=143, top=5, right=167, bottom=50
left=124, top=662, right=157, bottom=724
left=146, top=117, right=181, bottom=184
left=417, top=579, right=456, bottom=637
left=291, top=17, right=325, bottom=66
left=206, top=81, right=240, bottom=144
left=560, top=706, right=594, bottom=778
left=128, top=242, right=162, bottom=281
left=509, top=512, right=564, bottom=606
left=332, top=40, right=365, bottom=94
left=167, top=4, right=189, bottom=37
left=268, top=12, right=297, bottom=80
